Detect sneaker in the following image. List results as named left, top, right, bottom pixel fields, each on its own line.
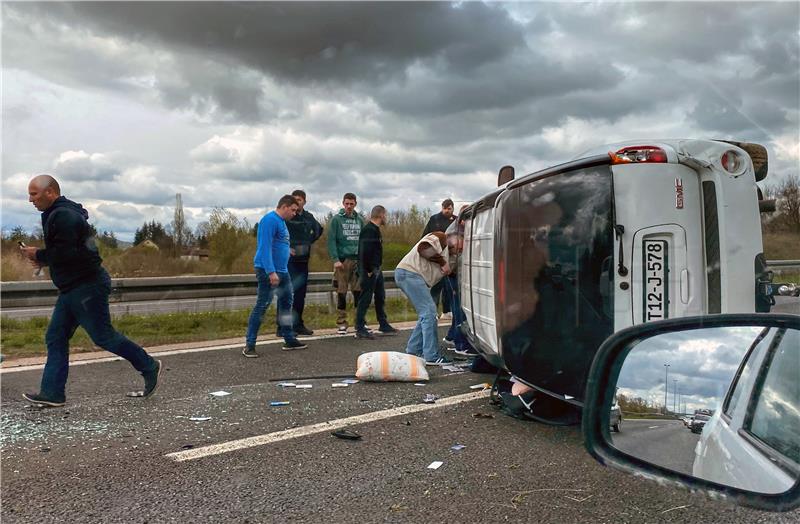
left=336, top=326, right=348, bottom=335
left=440, top=312, right=453, bottom=321
left=442, top=337, right=456, bottom=348
left=355, top=330, right=375, bottom=340
left=141, top=360, right=163, bottom=398
left=242, top=345, right=258, bottom=358
left=425, top=356, right=454, bottom=366
left=378, top=325, right=399, bottom=335
left=22, top=392, right=65, bottom=408
left=295, top=325, right=314, bottom=336
left=454, top=347, right=478, bottom=357
left=282, top=339, right=308, bottom=351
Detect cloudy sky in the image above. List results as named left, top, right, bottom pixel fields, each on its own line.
left=2, top=1, right=798, bottom=240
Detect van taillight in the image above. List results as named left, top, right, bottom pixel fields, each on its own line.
left=609, top=146, right=668, bottom=164
left=721, top=150, right=743, bottom=173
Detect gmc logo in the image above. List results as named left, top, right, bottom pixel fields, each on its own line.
left=675, top=178, right=684, bottom=209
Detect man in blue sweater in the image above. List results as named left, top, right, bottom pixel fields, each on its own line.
left=243, top=195, right=306, bottom=356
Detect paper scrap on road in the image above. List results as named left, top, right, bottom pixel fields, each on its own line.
left=189, top=417, right=212, bottom=422
left=270, top=401, right=290, bottom=406
left=427, top=461, right=443, bottom=470
left=210, top=391, right=231, bottom=397
left=294, top=384, right=313, bottom=389
left=423, top=394, right=438, bottom=404
left=442, top=365, right=464, bottom=373
left=332, top=383, right=349, bottom=388
left=413, top=383, right=426, bottom=387
left=277, top=383, right=296, bottom=388
left=450, top=444, right=466, bottom=451
left=470, top=383, right=490, bottom=390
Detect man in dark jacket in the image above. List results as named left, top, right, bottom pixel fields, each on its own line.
left=280, top=189, right=323, bottom=336
left=19, top=175, right=161, bottom=407
left=354, top=205, right=397, bottom=339
left=422, top=198, right=456, bottom=317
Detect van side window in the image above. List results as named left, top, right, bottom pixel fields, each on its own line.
left=746, top=329, right=800, bottom=465
left=723, top=327, right=775, bottom=418
left=701, top=181, right=721, bottom=314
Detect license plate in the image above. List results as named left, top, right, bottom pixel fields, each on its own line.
left=643, top=239, right=669, bottom=322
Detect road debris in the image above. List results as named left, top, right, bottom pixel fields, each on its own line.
left=277, top=383, right=297, bottom=388
left=331, top=383, right=349, bottom=388
left=341, top=379, right=360, bottom=384
left=189, top=417, right=212, bottom=422
left=427, top=461, right=443, bottom=470
left=413, top=383, right=426, bottom=387
left=294, top=384, right=313, bottom=389
left=450, top=444, right=466, bottom=451
left=270, top=401, right=290, bottom=407
left=472, top=413, right=495, bottom=419
left=470, top=383, right=490, bottom=390
left=422, top=394, right=438, bottom=404
left=331, top=429, right=362, bottom=441
left=441, top=365, right=464, bottom=373
left=209, top=391, right=231, bottom=397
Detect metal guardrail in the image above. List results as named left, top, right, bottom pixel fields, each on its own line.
left=0, top=271, right=398, bottom=309
left=769, top=260, right=800, bottom=270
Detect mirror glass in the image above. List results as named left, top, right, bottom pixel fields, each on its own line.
left=610, top=325, right=799, bottom=494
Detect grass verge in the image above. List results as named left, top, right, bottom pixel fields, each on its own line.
left=1, top=298, right=419, bottom=359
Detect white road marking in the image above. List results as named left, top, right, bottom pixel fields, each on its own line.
left=1, top=324, right=427, bottom=374
left=165, top=390, right=490, bottom=462
left=648, top=426, right=660, bottom=429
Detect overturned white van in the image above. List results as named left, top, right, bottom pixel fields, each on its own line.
left=459, top=140, right=777, bottom=419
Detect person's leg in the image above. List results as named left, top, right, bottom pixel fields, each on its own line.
left=429, top=279, right=443, bottom=313
left=72, top=273, right=156, bottom=374
left=246, top=268, right=275, bottom=347
left=355, top=271, right=376, bottom=333
left=37, top=294, right=80, bottom=402
left=395, top=269, right=423, bottom=357
left=374, top=271, right=390, bottom=328
left=445, top=275, right=458, bottom=340
left=347, top=259, right=361, bottom=328
left=275, top=272, right=295, bottom=340
left=335, top=264, right=348, bottom=329
left=417, top=280, right=441, bottom=362
left=289, top=258, right=309, bottom=329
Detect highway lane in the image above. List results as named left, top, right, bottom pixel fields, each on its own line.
left=2, top=331, right=796, bottom=523
left=611, top=419, right=700, bottom=476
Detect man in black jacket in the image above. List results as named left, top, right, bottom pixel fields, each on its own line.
left=281, top=189, right=323, bottom=336
left=422, top=198, right=456, bottom=317
left=354, top=205, right=397, bottom=339
left=19, top=175, right=161, bottom=407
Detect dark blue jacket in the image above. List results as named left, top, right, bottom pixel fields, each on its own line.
left=35, top=197, right=102, bottom=292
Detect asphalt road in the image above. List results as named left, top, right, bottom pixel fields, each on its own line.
left=611, top=419, right=700, bottom=476
left=1, top=331, right=797, bottom=523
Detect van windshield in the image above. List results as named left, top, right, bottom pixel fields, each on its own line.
left=498, top=164, right=614, bottom=398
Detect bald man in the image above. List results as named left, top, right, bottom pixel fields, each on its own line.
left=19, top=175, right=161, bottom=407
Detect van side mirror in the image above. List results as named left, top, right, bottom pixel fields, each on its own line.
left=583, top=314, right=800, bottom=512
left=498, top=165, right=515, bottom=186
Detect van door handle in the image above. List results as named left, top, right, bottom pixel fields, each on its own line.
left=680, top=269, right=689, bottom=304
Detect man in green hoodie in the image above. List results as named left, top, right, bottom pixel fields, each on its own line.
left=327, top=192, right=365, bottom=334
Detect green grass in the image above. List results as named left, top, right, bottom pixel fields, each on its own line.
left=0, top=298, right=419, bottom=359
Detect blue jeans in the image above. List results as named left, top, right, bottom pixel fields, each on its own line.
left=41, top=269, right=156, bottom=401
left=279, top=258, right=309, bottom=329
left=395, top=268, right=440, bottom=362
left=247, top=268, right=294, bottom=345
left=445, top=274, right=472, bottom=351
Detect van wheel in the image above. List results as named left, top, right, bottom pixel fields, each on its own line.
left=612, top=422, right=621, bottom=433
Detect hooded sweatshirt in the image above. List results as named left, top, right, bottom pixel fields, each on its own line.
left=35, top=196, right=103, bottom=292
left=327, top=208, right=365, bottom=262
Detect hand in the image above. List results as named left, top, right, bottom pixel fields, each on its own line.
left=441, top=263, right=451, bottom=275
left=19, top=246, right=38, bottom=262
left=269, top=272, right=280, bottom=287
left=290, top=248, right=296, bottom=256
left=367, top=271, right=374, bottom=278
left=333, top=261, right=344, bottom=270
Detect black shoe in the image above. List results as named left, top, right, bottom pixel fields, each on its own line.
left=242, top=345, right=259, bottom=358
left=141, top=360, right=163, bottom=398
left=22, top=392, right=65, bottom=407
left=282, top=339, right=308, bottom=351
left=355, top=330, right=376, bottom=340
left=295, top=325, right=314, bottom=336
left=378, top=325, right=399, bottom=335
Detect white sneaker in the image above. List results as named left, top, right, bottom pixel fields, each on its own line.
left=440, top=312, right=453, bottom=321
left=442, top=337, right=456, bottom=349
left=337, top=326, right=348, bottom=335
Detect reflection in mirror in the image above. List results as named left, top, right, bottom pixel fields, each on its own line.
left=611, top=326, right=799, bottom=495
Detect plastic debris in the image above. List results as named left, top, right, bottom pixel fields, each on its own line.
left=341, top=379, right=360, bottom=384
left=332, top=383, right=349, bottom=388
left=189, top=417, right=212, bottom=422
left=294, top=384, right=313, bottom=389
left=427, top=461, right=444, bottom=470
left=277, top=383, right=297, bottom=388
left=180, top=444, right=195, bottom=450
left=331, top=429, right=362, bottom=440
left=210, top=391, right=231, bottom=397
left=270, top=401, right=290, bottom=407
left=413, top=383, right=427, bottom=387
left=442, top=365, right=464, bottom=373
left=450, top=444, right=466, bottom=451
left=470, top=383, right=490, bottom=390
left=423, top=394, right=438, bottom=404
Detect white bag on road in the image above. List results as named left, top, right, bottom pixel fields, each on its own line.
left=356, top=351, right=430, bottom=382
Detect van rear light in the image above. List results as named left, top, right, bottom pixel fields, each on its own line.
left=721, top=150, right=743, bottom=173
left=609, top=146, right=668, bottom=164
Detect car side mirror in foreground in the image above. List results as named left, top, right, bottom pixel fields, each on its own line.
left=583, top=314, right=800, bottom=512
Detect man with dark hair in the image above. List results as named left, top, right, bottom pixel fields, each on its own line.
left=243, top=195, right=306, bottom=356
left=19, top=175, right=161, bottom=407
left=354, top=205, right=398, bottom=339
left=327, top=192, right=365, bottom=334
left=422, top=198, right=456, bottom=318
left=279, top=189, right=323, bottom=336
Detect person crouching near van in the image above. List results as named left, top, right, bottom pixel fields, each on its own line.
left=395, top=231, right=454, bottom=366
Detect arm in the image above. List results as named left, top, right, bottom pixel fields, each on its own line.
left=34, top=210, right=84, bottom=266
left=311, top=214, right=323, bottom=243
left=417, top=242, right=446, bottom=266
left=360, top=228, right=377, bottom=275
left=257, top=217, right=277, bottom=274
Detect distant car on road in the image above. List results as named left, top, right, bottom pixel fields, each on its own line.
left=690, top=414, right=710, bottom=434
left=681, top=416, right=693, bottom=427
